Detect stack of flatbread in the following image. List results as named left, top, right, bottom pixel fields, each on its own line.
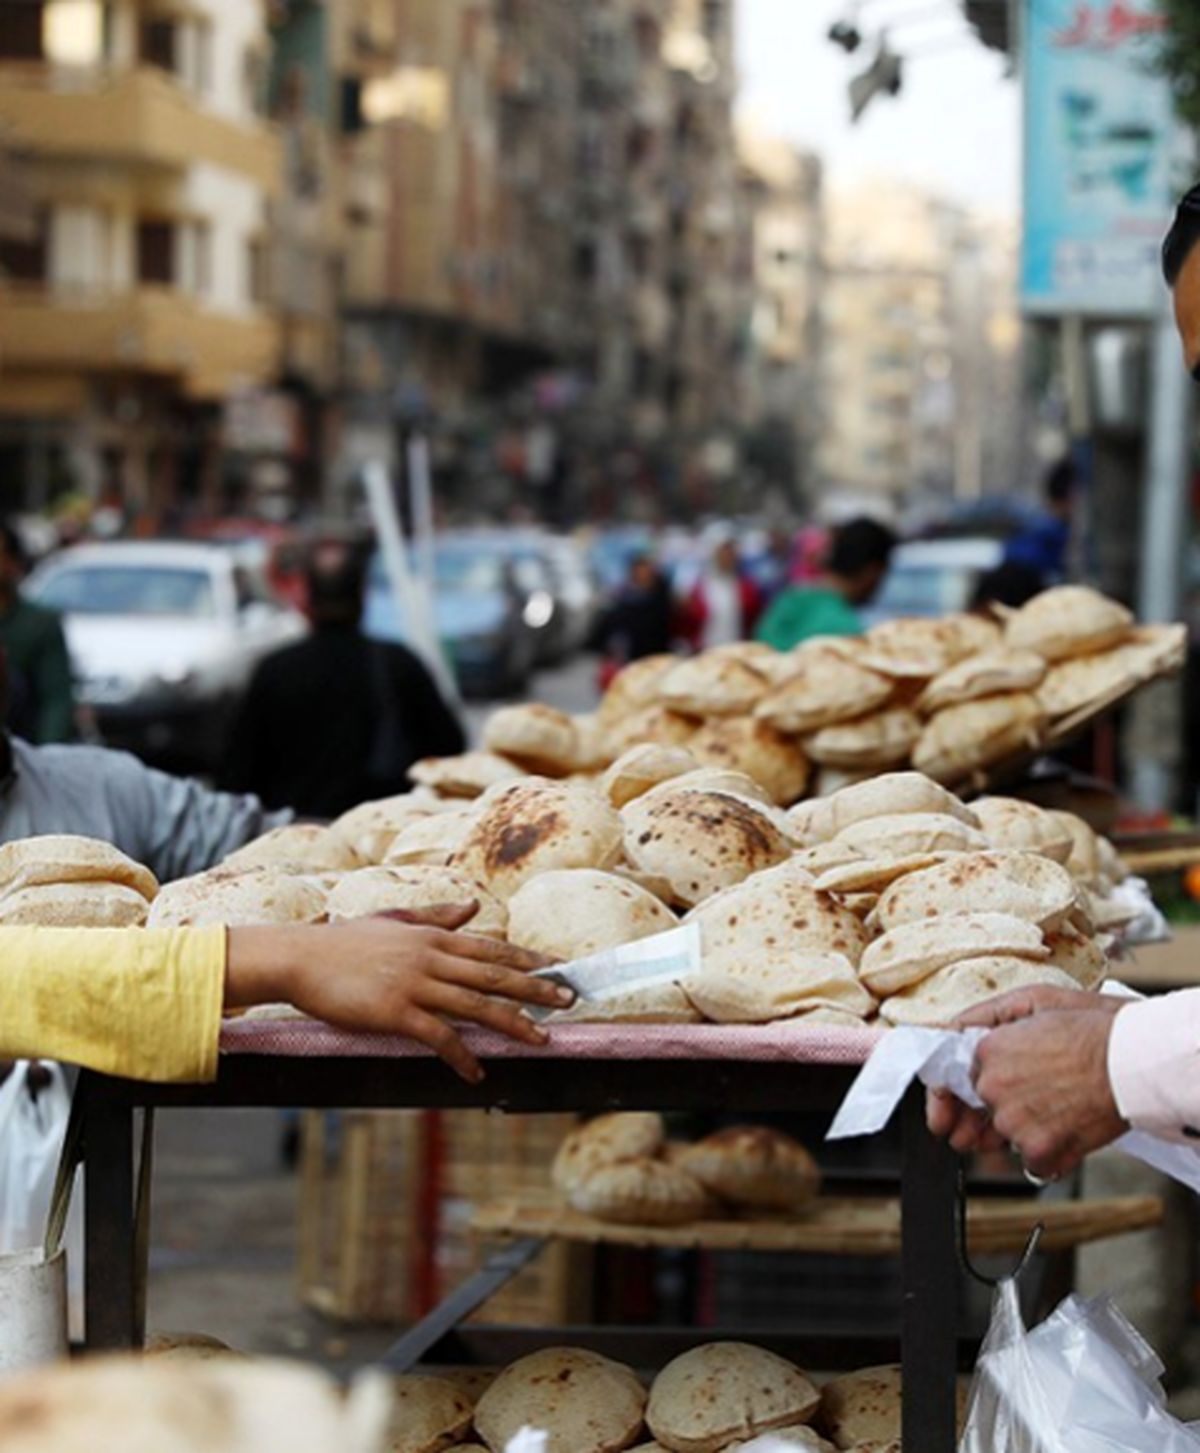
left=0, top=834, right=159, bottom=928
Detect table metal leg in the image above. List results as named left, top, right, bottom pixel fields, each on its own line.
left=81, top=1075, right=138, bottom=1350
left=901, top=1083, right=959, bottom=1453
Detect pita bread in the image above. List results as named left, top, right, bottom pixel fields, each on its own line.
left=779, top=1006, right=874, bottom=1029
left=786, top=772, right=979, bottom=847
left=483, top=704, right=580, bottom=775
left=1047, top=809, right=1104, bottom=885
left=818, top=1365, right=968, bottom=1448
left=879, top=957, right=1081, bottom=1027
left=408, top=751, right=526, bottom=799
left=569, top=1157, right=711, bottom=1225
left=875, top=850, right=1079, bottom=932
left=918, top=649, right=1047, bottom=714
left=384, top=1375, right=474, bottom=1453
left=451, top=779, right=623, bottom=901
left=572, top=712, right=615, bottom=772
left=144, top=1332, right=242, bottom=1361
left=332, top=794, right=459, bottom=863
left=383, top=808, right=477, bottom=868
left=832, top=812, right=989, bottom=859
left=0, top=880, right=149, bottom=928
left=811, top=852, right=953, bottom=895
left=147, top=867, right=327, bottom=928
left=1097, top=834, right=1128, bottom=888
left=222, top=825, right=365, bottom=876
left=754, top=656, right=893, bottom=735
left=1035, top=626, right=1185, bottom=721
left=647, top=1343, right=820, bottom=1453
left=803, top=708, right=921, bottom=769
left=725, top=1430, right=835, bottom=1453
left=1004, top=584, right=1134, bottom=661
left=475, top=1348, right=646, bottom=1453
left=410, top=1368, right=498, bottom=1408
left=549, top=980, right=702, bottom=1024
left=507, top=869, right=676, bottom=959
left=860, top=911, right=1049, bottom=996
left=676, top=1127, right=820, bottom=1213
left=622, top=790, right=792, bottom=909
left=857, top=617, right=969, bottom=678
left=792, top=840, right=864, bottom=876
left=642, top=767, right=775, bottom=809
left=971, top=796, right=1073, bottom=863
left=811, top=767, right=875, bottom=798
left=605, top=704, right=701, bottom=756
left=912, top=692, right=1046, bottom=783
left=685, top=953, right=875, bottom=1024
left=1042, top=923, right=1108, bottom=988
left=943, top=612, right=1005, bottom=657
left=687, top=716, right=811, bottom=806
left=597, top=653, right=680, bottom=724
left=601, top=745, right=700, bottom=809
left=552, top=1112, right=665, bottom=1194
left=658, top=653, right=771, bottom=717
left=0, top=834, right=158, bottom=901
left=324, top=865, right=507, bottom=938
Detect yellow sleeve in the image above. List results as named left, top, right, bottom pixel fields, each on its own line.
left=0, top=926, right=226, bottom=1083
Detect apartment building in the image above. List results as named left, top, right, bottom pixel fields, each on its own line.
left=0, top=0, right=282, bottom=510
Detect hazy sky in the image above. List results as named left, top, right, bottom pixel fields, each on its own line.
left=735, top=0, right=1020, bottom=217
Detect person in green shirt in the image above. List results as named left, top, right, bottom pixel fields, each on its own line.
left=756, top=516, right=897, bottom=651
left=0, top=522, right=75, bottom=744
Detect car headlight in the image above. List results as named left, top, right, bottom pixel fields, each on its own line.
left=523, top=590, right=554, bottom=630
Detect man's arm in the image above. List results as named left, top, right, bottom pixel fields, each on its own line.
left=393, top=648, right=466, bottom=760
left=31, top=614, right=76, bottom=744
left=1107, top=991, right=1200, bottom=1143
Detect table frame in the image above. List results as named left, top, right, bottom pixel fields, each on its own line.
left=77, top=1054, right=959, bottom=1453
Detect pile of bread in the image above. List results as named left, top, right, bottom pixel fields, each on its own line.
left=399, top=585, right=1182, bottom=801
left=550, top=1112, right=820, bottom=1228
left=0, top=834, right=159, bottom=928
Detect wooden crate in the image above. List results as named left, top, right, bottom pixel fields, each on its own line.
left=298, top=1109, right=592, bottom=1327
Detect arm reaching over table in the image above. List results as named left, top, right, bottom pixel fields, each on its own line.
left=0, top=905, right=570, bottom=1086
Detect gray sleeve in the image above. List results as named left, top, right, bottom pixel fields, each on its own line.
left=107, top=756, right=292, bottom=883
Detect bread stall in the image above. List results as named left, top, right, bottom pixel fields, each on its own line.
left=62, top=583, right=1189, bottom=1453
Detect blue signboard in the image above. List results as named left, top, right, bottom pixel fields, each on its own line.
left=1022, top=0, right=1182, bottom=317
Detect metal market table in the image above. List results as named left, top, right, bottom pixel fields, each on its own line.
left=76, top=1020, right=962, bottom=1453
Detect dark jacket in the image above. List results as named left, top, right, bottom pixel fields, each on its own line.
left=220, top=627, right=465, bottom=819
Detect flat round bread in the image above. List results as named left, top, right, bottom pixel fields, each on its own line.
left=1033, top=631, right=1184, bottom=720
left=333, top=794, right=458, bottom=863
left=686, top=717, right=811, bottom=807
left=601, top=745, right=700, bottom=809
left=474, top=1348, right=646, bottom=1453
left=597, top=653, right=680, bottom=724
left=604, top=705, right=701, bottom=756
left=943, top=612, right=1005, bottom=658
left=1047, top=809, right=1104, bottom=886
left=832, top=812, right=989, bottom=859
left=856, top=617, right=967, bottom=678
left=859, top=911, right=1048, bottom=996
left=643, top=767, right=774, bottom=808
left=1042, top=923, right=1108, bottom=989
left=676, top=1127, right=820, bottom=1213
left=658, top=654, right=771, bottom=717
left=383, top=808, right=477, bottom=868
left=912, top=693, right=1046, bottom=783
left=572, top=713, right=616, bottom=772
left=549, top=980, right=702, bottom=1025
left=0, top=880, right=149, bottom=928
left=569, top=1157, right=711, bottom=1226
left=552, top=1112, right=665, bottom=1195
left=685, top=953, right=875, bottom=1024
left=1004, top=584, right=1133, bottom=661
left=785, top=772, right=979, bottom=847
left=147, top=867, right=327, bottom=928
left=483, top=704, right=580, bottom=775
left=692, top=859, right=867, bottom=966
left=647, top=1343, right=820, bottom=1453
left=972, top=797, right=1073, bottom=863
left=803, top=709, right=921, bottom=769
left=621, top=790, right=792, bottom=909
left=811, top=852, right=953, bottom=896
left=918, top=649, right=1047, bottom=714
left=725, top=1429, right=836, bottom=1452
left=0, top=834, right=158, bottom=901
left=879, top=957, right=1080, bottom=1027
left=874, top=851, right=1080, bottom=932
left=451, top=779, right=623, bottom=901
left=507, top=869, right=676, bottom=960
left=778, top=1006, right=873, bottom=1029
left=754, top=656, right=893, bottom=735
left=409, top=751, right=526, bottom=799
left=222, top=825, right=364, bottom=876
left=325, top=865, right=506, bottom=938
left=384, top=1375, right=474, bottom=1453
left=817, top=1365, right=968, bottom=1448
left=144, top=1331, right=242, bottom=1361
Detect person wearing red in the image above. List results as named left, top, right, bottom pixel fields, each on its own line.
left=679, top=537, right=762, bottom=651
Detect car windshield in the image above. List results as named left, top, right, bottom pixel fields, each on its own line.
left=870, top=564, right=974, bottom=618
left=34, top=565, right=217, bottom=618
left=434, top=549, right=505, bottom=593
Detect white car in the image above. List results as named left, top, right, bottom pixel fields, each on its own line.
left=27, top=541, right=306, bottom=769
left=859, top=537, right=1006, bottom=627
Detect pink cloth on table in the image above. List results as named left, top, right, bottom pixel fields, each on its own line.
left=219, top=1019, right=882, bottom=1066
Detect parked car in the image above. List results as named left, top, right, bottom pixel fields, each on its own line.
left=365, top=538, right=537, bottom=699
left=859, top=537, right=1005, bottom=628
left=26, top=541, right=305, bottom=770
left=542, top=536, right=600, bottom=656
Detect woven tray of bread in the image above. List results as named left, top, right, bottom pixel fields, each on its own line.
left=471, top=1192, right=1162, bottom=1255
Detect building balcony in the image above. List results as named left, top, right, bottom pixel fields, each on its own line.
left=0, top=64, right=281, bottom=193
left=0, top=284, right=280, bottom=400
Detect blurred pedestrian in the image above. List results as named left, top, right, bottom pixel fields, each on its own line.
left=755, top=517, right=896, bottom=650
left=679, top=536, right=762, bottom=651
left=589, top=553, right=674, bottom=688
left=1003, top=456, right=1075, bottom=581
left=0, top=521, right=75, bottom=744
left=221, top=541, right=464, bottom=819
left=970, top=560, right=1045, bottom=613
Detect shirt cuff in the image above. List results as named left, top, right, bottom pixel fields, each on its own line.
left=1108, top=992, right=1200, bottom=1143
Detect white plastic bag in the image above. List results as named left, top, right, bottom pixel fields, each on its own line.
left=961, top=1280, right=1200, bottom=1452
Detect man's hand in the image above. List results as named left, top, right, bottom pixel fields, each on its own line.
left=226, top=904, right=573, bottom=1083
left=926, top=988, right=1127, bottom=1172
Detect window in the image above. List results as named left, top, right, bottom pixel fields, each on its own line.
left=137, top=220, right=173, bottom=285
left=34, top=565, right=216, bottom=618
left=139, top=17, right=175, bottom=71
left=0, top=212, right=48, bottom=283
left=247, top=238, right=271, bottom=306
left=0, top=3, right=45, bottom=60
